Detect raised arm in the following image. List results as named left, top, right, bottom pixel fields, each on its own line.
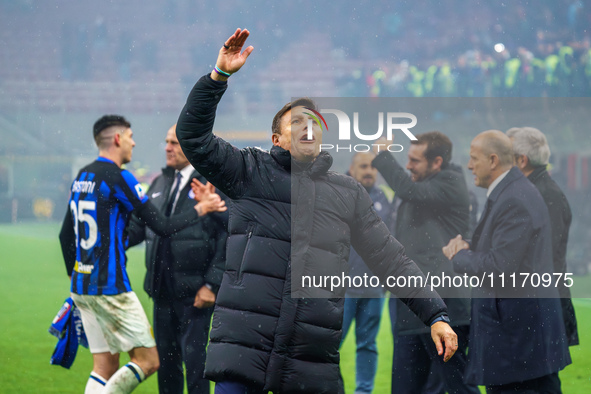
left=176, top=29, right=255, bottom=199
left=372, top=150, right=463, bottom=206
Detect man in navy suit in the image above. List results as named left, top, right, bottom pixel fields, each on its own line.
left=443, top=130, right=571, bottom=393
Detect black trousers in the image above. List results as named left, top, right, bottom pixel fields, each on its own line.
left=390, top=321, right=479, bottom=394
left=486, top=372, right=561, bottom=394
left=153, top=296, right=214, bottom=394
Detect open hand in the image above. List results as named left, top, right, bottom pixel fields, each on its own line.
left=211, top=28, right=254, bottom=80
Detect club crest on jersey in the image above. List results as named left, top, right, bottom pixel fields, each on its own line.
left=135, top=184, right=146, bottom=199
left=52, top=300, right=72, bottom=324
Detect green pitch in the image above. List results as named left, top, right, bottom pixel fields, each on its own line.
left=0, top=223, right=589, bottom=393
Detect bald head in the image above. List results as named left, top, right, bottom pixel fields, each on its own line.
left=165, top=123, right=190, bottom=170
left=468, top=130, right=514, bottom=189
left=474, top=130, right=514, bottom=166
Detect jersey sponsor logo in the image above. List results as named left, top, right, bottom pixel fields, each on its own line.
left=135, top=184, right=145, bottom=200
left=74, top=260, right=94, bottom=274
left=72, top=180, right=96, bottom=194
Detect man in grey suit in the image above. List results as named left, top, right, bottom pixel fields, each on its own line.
left=444, top=130, right=570, bottom=393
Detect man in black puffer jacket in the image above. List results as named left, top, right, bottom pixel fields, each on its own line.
left=177, top=29, right=457, bottom=394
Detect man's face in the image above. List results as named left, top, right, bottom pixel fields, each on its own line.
left=119, top=128, right=135, bottom=164
left=406, top=143, right=437, bottom=182
left=276, top=106, right=323, bottom=162
left=165, top=125, right=190, bottom=170
left=467, top=138, right=492, bottom=188
left=350, top=153, right=377, bottom=189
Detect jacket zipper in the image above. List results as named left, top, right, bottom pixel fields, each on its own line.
left=237, top=223, right=255, bottom=284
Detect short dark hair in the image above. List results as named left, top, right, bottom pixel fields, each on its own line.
left=271, top=98, right=317, bottom=135
left=93, top=115, right=131, bottom=139
left=411, top=131, right=452, bottom=168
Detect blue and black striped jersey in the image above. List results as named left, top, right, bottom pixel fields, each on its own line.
left=64, top=157, right=148, bottom=295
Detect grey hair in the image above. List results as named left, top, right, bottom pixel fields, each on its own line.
left=505, top=127, right=522, bottom=138
left=507, top=127, right=551, bottom=166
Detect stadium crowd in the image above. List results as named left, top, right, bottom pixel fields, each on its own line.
left=357, top=43, right=591, bottom=98
left=2, top=0, right=590, bottom=100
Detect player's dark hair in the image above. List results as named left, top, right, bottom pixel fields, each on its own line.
left=272, top=98, right=317, bottom=135
left=411, top=131, right=452, bottom=168
left=93, top=115, right=131, bottom=139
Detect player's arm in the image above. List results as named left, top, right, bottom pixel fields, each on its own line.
left=176, top=29, right=254, bottom=199
left=134, top=193, right=225, bottom=237
left=58, top=207, right=76, bottom=276
left=125, top=213, right=146, bottom=249
left=191, top=178, right=230, bottom=230
left=117, top=169, right=225, bottom=237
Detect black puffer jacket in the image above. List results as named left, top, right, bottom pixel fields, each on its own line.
left=177, top=74, right=447, bottom=393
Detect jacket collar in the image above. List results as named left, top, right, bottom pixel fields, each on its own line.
left=527, top=166, right=547, bottom=183
left=271, top=146, right=333, bottom=178
left=161, top=166, right=202, bottom=182
left=161, top=166, right=175, bottom=178
left=271, top=145, right=292, bottom=171
left=291, top=151, right=333, bottom=178
left=488, top=166, right=524, bottom=202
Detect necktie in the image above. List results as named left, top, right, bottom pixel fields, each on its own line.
left=165, top=172, right=182, bottom=217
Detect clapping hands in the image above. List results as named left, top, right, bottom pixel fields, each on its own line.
left=442, top=234, right=470, bottom=260
left=191, top=179, right=227, bottom=216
